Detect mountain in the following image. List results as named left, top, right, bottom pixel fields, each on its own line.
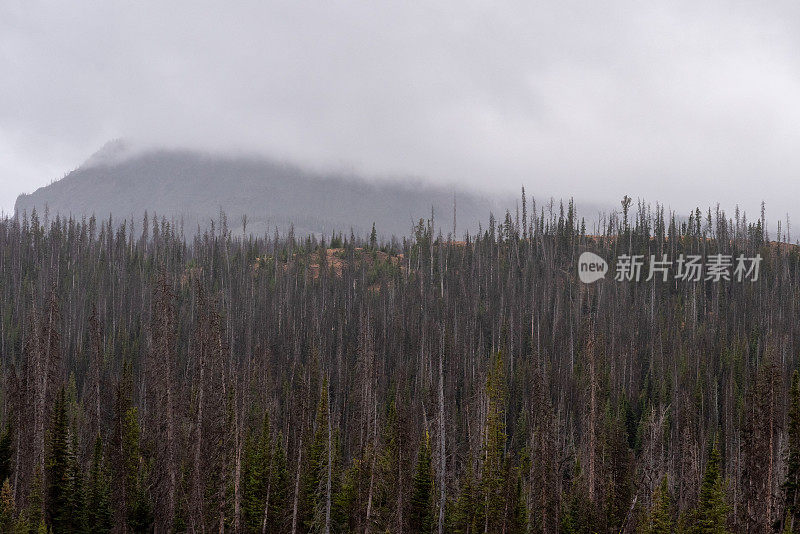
left=14, top=142, right=506, bottom=238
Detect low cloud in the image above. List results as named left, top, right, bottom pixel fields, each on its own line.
left=2, top=1, right=800, bottom=228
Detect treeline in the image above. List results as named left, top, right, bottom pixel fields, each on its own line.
left=0, top=194, right=799, bottom=532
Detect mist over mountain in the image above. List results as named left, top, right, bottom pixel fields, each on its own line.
left=14, top=142, right=510, bottom=238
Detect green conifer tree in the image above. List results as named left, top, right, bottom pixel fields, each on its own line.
left=690, top=444, right=729, bottom=534
left=243, top=415, right=269, bottom=531
left=480, top=351, right=507, bottom=533
left=0, top=422, right=12, bottom=485
left=86, top=435, right=112, bottom=533
left=243, top=412, right=289, bottom=533
left=370, top=223, right=378, bottom=250
left=24, top=468, right=44, bottom=532
left=300, top=380, right=333, bottom=533
left=268, top=432, right=290, bottom=532
left=507, top=472, right=528, bottom=534
left=120, top=405, right=152, bottom=532
left=0, top=478, right=16, bottom=532
left=450, top=455, right=477, bottom=533
left=65, top=433, right=87, bottom=532
left=647, top=475, right=674, bottom=534
left=408, top=432, right=434, bottom=534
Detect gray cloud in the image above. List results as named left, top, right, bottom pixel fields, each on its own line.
left=2, top=1, right=800, bottom=230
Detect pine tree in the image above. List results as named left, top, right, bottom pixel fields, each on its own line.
left=24, top=468, right=45, bottom=532
left=335, top=459, right=361, bottom=532
left=300, top=379, right=333, bottom=533
left=507, top=472, right=528, bottom=534
left=267, top=432, right=290, bottom=532
left=409, top=432, right=434, bottom=534
left=65, top=433, right=87, bottom=532
left=602, top=411, right=632, bottom=531
left=243, top=412, right=287, bottom=533
left=690, top=444, right=729, bottom=534
left=242, top=419, right=268, bottom=532
left=450, top=455, right=477, bottom=533
left=0, top=422, right=12, bottom=485
left=86, top=435, right=112, bottom=533
left=0, top=478, right=15, bottom=532
left=122, top=407, right=153, bottom=532
left=647, top=475, right=674, bottom=534
left=560, top=461, right=591, bottom=534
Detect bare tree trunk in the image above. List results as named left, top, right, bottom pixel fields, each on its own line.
left=192, top=330, right=207, bottom=533
left=325, top=386, right=333, bottom=534
left=261, top=452, right=273, bottom=534
left=587, top=337, right=596, bottom=503
left=365, top=407, right=377, bottom=533
left=438, top=345, right=446, bottom=534
left=767, top=367, right=775, bottom=529
left=166, top=383, right=176, bottom=531
left=234, top=412, right=243, bottom=534
left=291, top=437, right=303, bottom=534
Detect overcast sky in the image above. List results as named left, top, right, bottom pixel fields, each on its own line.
left=2, top=1, right=800, bottom=230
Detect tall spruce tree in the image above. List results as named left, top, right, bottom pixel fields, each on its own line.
left=86, top=435, right=112, bottom=533
left=0, top=478, right=15, bottom=532
left=480, top=351, right=507, bottom=533
left=690, top=444, right=729, bottom=534
left=647, top=475, right=674, bottom=534
left=242, top=412, right=288, bottom=533
left=409, top=432, right=434, bottom=534
left=0, top=422, right=12, bottom=486
left=450, top=454, right=477, bottom=533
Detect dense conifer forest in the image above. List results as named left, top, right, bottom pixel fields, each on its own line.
left=1, top=193, right=799, bottom=533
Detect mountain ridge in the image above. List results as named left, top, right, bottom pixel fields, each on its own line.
left=15, top=144, right=507, bottom=238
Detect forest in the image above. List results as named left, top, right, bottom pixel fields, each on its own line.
left=0, top=193, right=798, bottom=533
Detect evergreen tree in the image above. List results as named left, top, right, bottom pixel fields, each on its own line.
left=507, top=472, right=528, bottom=534
left=24, top=469, right=45, bottom=533
left=122, top=407, right=153, bottom=533
left=561, top=462, right=591, bottom=534
left=242, top=415, right=271, bottom=532
left=0, top=478, right=15, bottom=532
left=409, top=432, right=434, bottom=534
left=647, top=475, right=674, bottom=534
left=300, top=380, right=333, bottom=533
left=268, top=432, right=290, bottom=532
left=449, top=455, right=477, bottom=533
left=86, top=435, right=112, bottom=533
left=0, top=422, right=12, bottom=485
left=370, top=223, right=377, bottom=250
left=690, top=444, right=729, bottom=534
left=335, top=459, right=361, bottom=532
left=65, top=433, right=87, bottom=532
left=242, top=412, right=288, bottom=533
left=602, top=411, right=632, bottom=531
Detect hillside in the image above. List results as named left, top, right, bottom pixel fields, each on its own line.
left=14, top=142, right=504, bottom=238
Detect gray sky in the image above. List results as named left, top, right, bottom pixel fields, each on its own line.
left=2, top=1, right=800, bottom=230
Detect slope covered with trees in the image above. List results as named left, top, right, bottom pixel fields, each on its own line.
left=13, top=143, right=503, bottom=238
left=0, top=194, right=798, bottom=532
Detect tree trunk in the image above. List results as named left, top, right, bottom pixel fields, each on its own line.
left=291, top=437, right=303, bottom=534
